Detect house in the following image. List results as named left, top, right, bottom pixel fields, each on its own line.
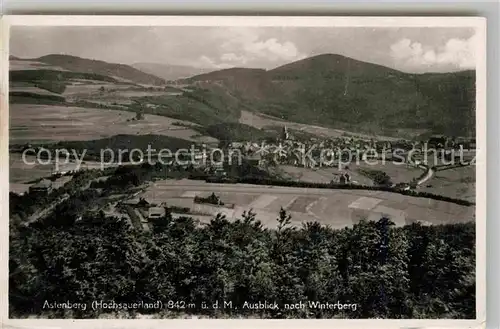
left=214, top=168, right=227, bottom=177
left=52, top=162, right=86, bottom=175
left=427, top=135, right=447, bottom=149
left=230, top=142, right=244, bottom=149
left=156, top=152, right=174, bottom=164
left=394, top=182, right=411, bottom=190
left=148, top=207, right=166, bottom=220
left=192, top=151, right=207, bottom=163
left=244, top=153, right=263, bottom=167
left=469, top=139, right=477, bottom=149
left=280, top=126, right=290, bottom=140
left=137, top=198, right=150, bottom=208
left=29, top=179, right=53, bottom=195
left=224, top=150, right=242, bottom=166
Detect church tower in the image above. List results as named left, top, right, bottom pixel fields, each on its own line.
left=281, top=126, right=289, bottom=140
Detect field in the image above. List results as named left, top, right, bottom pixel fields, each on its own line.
left=63, top=83, right=181, bottom=105
left=354, top=161, right=424, bottom=185
left=136, top=179, right=475, bottom=229
left=9, top=153, right=54, bottom=184
left=418, top=166, right=476, bottom=203
left=63, top=82, right=132, bottom=96
left=9, top=104, right=217, bottom=144
left=56, top=77, right=182, bottom=108
left=9, top=86, right=63, bottom=97
left=278, top=165, right=372, bottom=185
left=9, top=59, right=68, bottom=71
left=9, top=152, right=79, bottom=194
left=277, top=161, right=423, bottom=186
left=9, top=152, right=118, bottom=189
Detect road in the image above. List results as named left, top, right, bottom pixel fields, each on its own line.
left=26, top=194, right=70, bottom=224
left=25, top=179, right=94, bottom=225
left=416, top=166, right=435, bottom=186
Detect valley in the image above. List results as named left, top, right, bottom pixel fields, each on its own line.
left=9, top=52, right=476, bottom=212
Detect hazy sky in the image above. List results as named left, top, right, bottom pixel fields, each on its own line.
left=10, top=26, right=477, bottom=73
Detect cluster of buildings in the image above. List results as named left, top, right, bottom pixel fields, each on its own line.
left=426, top=136, right=476, bottom=150
left=224, top=128, right=477, bottom=171
left=226, top=126, right=398, bottom=169
left=14, top=129, right=476, bottom=198
left=332, top=172, right=351, bottom=185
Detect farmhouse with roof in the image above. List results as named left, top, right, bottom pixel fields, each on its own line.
left=29, top=179, right=53, bottom=195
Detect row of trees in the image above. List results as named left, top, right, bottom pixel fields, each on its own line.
left=9, top=206, right=475, bottom=319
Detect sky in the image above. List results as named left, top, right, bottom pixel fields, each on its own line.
left=10, top=26, right=478, bottom=73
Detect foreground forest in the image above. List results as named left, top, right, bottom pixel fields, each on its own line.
left=9, top=206, right=475, bottom=319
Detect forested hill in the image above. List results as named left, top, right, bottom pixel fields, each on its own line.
left=15, top=54, right=166, bottom=85
left=184, top=54, right=475, bottom=138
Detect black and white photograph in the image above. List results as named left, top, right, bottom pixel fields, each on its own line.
left=3, top=16, right=486, bottom=322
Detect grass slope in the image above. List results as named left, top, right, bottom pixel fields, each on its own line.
left=10, top=69, right=119, bottom=95
left=10, top=69, right=118, bottom=83
left=53, top=134, right=194, bottom=154
left=30, top=54, right=165, bottom=85
left=195, top=122, right=274, bottom=143
left=129, top=86, right=243, bottom=126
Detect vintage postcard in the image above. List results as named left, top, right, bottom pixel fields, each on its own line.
left=0, top=16, right=486, bottom=328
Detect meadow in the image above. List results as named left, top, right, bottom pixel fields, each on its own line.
left=9, top=104, right=217, bottom=144
left=136, top=179, right=475, bottom=229
left=418, top=166, right=476, bottom=203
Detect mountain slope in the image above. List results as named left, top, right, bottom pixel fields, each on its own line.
left=184, top=68, right=277, bottom=100
left=31, top=54, right=165, bottom=85
left=269, top=53, right=402, bottom=78
left=181, top=54, right=475, bottom=137
left=132, top=63, right=211, bottom=81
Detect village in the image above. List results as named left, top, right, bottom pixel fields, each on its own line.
left=9, top=123, right=476, bottom=234
left=10, top=124, right=477, bottom=199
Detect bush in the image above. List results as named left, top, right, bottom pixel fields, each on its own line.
left=358, top=168, right=392, bottom=186
left=194, top=193, right=224, bottom=205
left=167, top=206, right=191, bottom=214
left=9, top=210, right=475, bottom=319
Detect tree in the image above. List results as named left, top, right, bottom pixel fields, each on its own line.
left=9, top=206, right=475, bottom=319
left=136, top=110, right=144, bottom=120
left=297, top=222, right=341, bottom=317
left=150, top=207, right=173, bottom=234
left=373, top=171, right=392, bottom=186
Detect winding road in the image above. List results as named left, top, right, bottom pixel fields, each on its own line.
left=416, top=166, right=435, bottom=186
